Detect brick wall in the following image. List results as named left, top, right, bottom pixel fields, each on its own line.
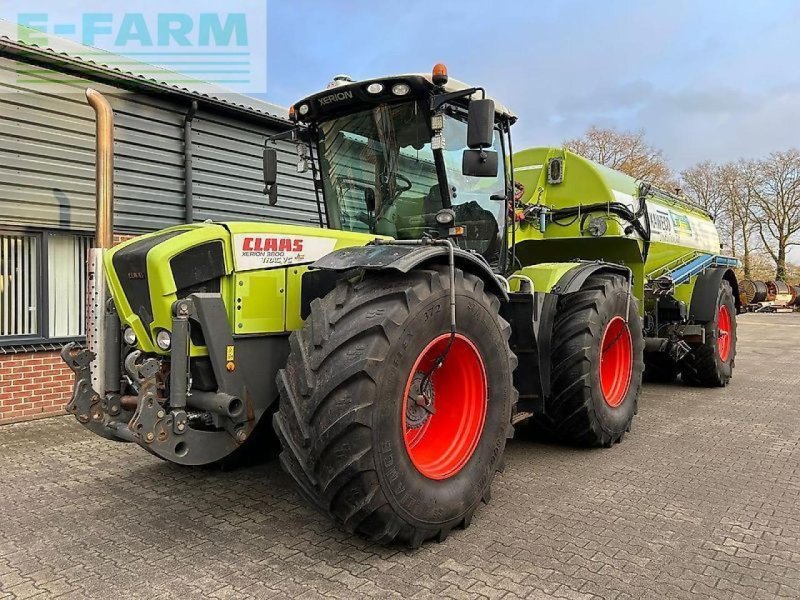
left=0, top=351, right=74, bottom=425
left=0, top=232, right=137, bottom=426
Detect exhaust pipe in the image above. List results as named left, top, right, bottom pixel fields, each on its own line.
left=87, top=88, right=114, bottom=249
left=85, top=88, right=115, bottom=395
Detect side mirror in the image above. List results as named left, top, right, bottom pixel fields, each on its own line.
left=467, top=99, right=495, bottom=149
left=263, top=146, right=279, bottom=205
left=364, top=187, right=376, bottom=213
left=267, top=184, right=278, bottom=206
left=462, top=149, right=498, bottom=178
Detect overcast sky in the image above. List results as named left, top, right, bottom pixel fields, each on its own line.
left=264, top=0, right=800, bottom=173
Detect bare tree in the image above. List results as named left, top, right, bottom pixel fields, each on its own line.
left=564, top=126, right=674, bottom=188
left=749, top=149, right=800, bottom=280
left=718, top=161, right=760, bottom=279
left=680, top=161, right=730, bottom=243
left=680, top=161, right=725, bottom=219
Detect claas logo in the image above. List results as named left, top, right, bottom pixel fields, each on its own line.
left=242, top=237, right=304, bottom=252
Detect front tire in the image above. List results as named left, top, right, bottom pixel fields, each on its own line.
left=538, top=273, right=644, bottom=446
left=274, top=267, right=516, bottom=547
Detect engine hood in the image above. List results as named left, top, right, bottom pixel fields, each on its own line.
left=104, top=222, right=378, bottom=354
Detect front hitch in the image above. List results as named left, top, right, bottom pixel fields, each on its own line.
left=63, top=293, right=276, bottom=465
left=62, top=343, right=131, bottom=442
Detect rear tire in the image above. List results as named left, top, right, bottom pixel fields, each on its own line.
left=274, top=267, right=516, bottom=547
left=681, top=280, right=736, bottom=387
left=537, top=273, right=643, bottom=446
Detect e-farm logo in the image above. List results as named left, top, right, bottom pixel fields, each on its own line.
left=3, top=0, right=267, bottom=94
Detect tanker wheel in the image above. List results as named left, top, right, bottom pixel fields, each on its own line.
left=274, top=267, right=516, bottom=547
left=681, top=280, right=736, bottom=387
left=643, top=352, right=680, bottom=383
left=540, top=273, right=643, bottom=447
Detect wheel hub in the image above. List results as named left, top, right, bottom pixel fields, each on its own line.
left=599, top=316, right=634, bottom=408
left=717, top=305, right=732, bottom=361
left=405, top=372, right=434, bottom=429
left=402, top=334, right=488, bottom=481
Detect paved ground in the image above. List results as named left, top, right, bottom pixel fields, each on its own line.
left=1, top=312, right=799, bottom=600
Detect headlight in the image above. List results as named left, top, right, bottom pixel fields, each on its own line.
left=155, top=330, right=172, bottom=351
left=123, top=327, right=136, bottom=345
left=392, top=83, right=411, bottom=96
left=435, top=209, right=455, bottom=225
left=366, top=82, right=384, bottom=94
left=298, top=103, right=309, bottom=116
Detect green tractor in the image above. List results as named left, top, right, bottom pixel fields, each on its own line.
left=64, top=65, right=739, bottom=547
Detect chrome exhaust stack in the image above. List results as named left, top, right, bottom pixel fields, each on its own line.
left=85, top=88, right=115, bottom=396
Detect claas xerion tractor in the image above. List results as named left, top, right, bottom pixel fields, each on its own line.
left=64, top=65, right=739, bottom=547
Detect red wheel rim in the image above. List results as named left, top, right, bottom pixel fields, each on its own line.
left=403, top=334, right=487, bottom=480
left=599, top=316, right=633, bottom=408
left=717, top=305, right=732, bottom=361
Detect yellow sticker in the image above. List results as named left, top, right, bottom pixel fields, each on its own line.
left=226, top=345, right=235, bottom=362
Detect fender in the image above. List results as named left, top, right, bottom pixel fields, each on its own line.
left=311, top=243, right=508, bottom=301
left=689, top=267, right=740, bottom=322
left=537, top=262, right=633, bottom=401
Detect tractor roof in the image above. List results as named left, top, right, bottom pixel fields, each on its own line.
left=292, top=73, right=516, bottom=124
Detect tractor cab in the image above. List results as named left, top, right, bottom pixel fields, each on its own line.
left=265, top=65, right=518, bottom=268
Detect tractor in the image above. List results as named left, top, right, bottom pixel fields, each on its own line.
left=63, top=65, right=739, bottom=547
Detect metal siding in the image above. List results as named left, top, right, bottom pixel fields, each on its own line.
left=192, top=111, right=322, bottom=226
left=0, top=55, right=317, bottom=233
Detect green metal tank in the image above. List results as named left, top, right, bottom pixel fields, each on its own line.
left=510, top=147, right=733, bottom=310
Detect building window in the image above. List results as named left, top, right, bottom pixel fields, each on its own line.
left=0, top=233, right=39, bottom=338
left=0, top=230, right=93, bottom=344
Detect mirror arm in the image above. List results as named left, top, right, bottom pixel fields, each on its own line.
left=265, top=125, right=306, bottom=144
left=430, top=86, right=485, bottom=111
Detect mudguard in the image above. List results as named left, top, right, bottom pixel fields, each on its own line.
left=551, top=261, right=632, bottom=295
left=311, top=243, right=508, bottom=301
left=689, top=267, right=740, bottom=322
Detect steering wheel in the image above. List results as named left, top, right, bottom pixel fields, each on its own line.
left=392, top=173, right=413, bottom=195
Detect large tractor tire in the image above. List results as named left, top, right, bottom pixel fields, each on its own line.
left=536, top=273, right=643, bottom=446
left=681, top=279, right=736, bottom=387
left=274, top=267, right=516, bottom=547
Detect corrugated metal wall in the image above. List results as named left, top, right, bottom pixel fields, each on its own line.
left=0, top=55, right=319, bottom=233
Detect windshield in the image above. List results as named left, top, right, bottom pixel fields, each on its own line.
left=318, top=101, right=439, bottom=235
left=317, top=101, right=505, bottom=262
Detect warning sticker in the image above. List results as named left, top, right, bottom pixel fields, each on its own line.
left=233, top=234, right=338, bottom=271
